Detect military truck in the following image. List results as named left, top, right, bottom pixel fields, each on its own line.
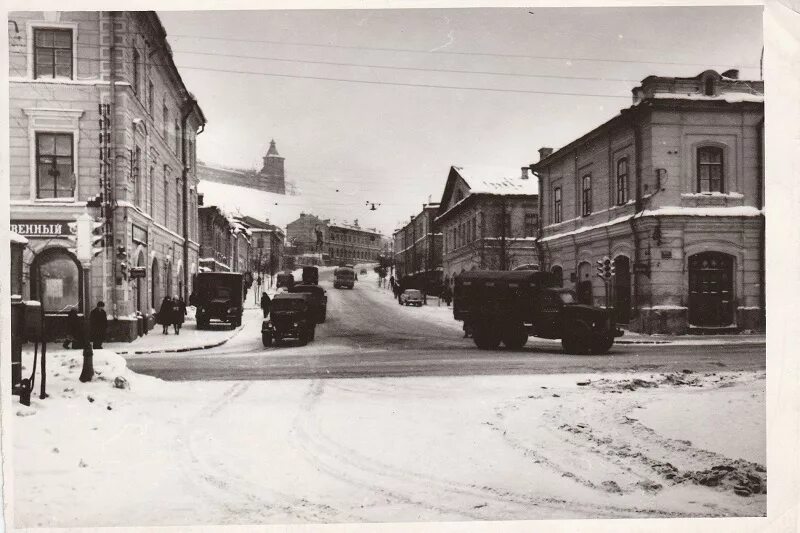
left=333, top=266, right=355, bottom=289
left=276, top=271, right=295, bottom=290
left=453, top=270, right=623, bottom=354
left=301, top=266, right=319, bottom=285
left=191, top=272, right=244, bottom=329
left=261, top=293, right=316, bottom=346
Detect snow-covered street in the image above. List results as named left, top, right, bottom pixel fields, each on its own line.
left=12, top=349, right=766, bottom=527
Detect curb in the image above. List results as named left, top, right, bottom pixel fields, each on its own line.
left=115, top=324, right=245, bottom=355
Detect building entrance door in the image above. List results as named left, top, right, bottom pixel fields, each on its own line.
left=613, top=256, right=631, bottom=324
left=688, top=252, right=734, bottom=327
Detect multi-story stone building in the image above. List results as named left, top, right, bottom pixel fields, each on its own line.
left=197, top=203, right=251, bottom=274
left=393, top=203, right=443, bottom=288
left=286, top=212, right=328, bottom=258
left=196, top=139, right=287, bottom=194
left=530, top=69, right=764, bottom=334
left=326, top=220, right=383, bottom=265
left=237, top=215, right=285, bottom=280
left=8, top=11, right=205, bottom=341
left=436, top=166, right=539, bottom=283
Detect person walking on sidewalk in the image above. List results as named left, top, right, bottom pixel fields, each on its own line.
left=89, top=301, right=108, bottom=349
left=172, top=295, right=186, bottom=335
left=260, top=292, right=271, bottom=318
left=157, top=296, right=173, bottom=334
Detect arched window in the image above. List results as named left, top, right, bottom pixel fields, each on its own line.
left=616, top=158, right=628, bottom=205
left=697, top=146, right=724, bottom=193
left=31, top=249, right=82, bottom=313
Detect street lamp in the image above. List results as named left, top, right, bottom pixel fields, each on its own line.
left=74, top=210, right=104, bottom=382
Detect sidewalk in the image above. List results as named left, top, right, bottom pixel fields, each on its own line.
left=616, top=328, right=765, bottom=345
left=103, top=310, right=253, bottom=355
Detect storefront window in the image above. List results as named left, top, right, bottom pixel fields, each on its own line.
left=33, top=249, right=81, bottom=313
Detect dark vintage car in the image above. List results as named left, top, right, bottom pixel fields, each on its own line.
left=262, top=293, right=315, bottom=347
left=288, top=284, right=327, bottom=323
left=301, top=266, right=319, bottom=285
left=399, top=289, right=424, bottom=307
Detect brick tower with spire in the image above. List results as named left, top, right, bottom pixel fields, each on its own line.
left=259, top=139, right=286, bottom=194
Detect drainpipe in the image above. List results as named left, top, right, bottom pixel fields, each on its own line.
left=756, top=115, right=765, bottom=322
left=626, top=108, right=643, bottom=317
left=109, top=11, right=118, bottom=318
left=180, top=97, right=196, bottom=302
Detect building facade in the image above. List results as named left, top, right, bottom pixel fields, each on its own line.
left=326, top=221, right=383, bottom=265
left=286, top=212, right=328, bottom=258
left=237, top=215, right=285, bottom=279
left=393, top=203, right=443, bottom=285
left=436, top=166, right=539, bottom=283
left=9, top=11, right=205, bottom=341
left=197, top=204, right=252, bottom=274
left=530, top=70, right=764, bottom=334
left=196, top=139, right=287, bottom=194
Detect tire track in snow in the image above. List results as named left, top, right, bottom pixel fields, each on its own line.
left=175, top=382, right=351, bottom=523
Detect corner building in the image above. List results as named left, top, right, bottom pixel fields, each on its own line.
left=9, top=11, right=205, bottom=341
left=530, top=70, right=764, bottom=334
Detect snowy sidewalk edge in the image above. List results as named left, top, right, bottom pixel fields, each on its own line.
left=113, top=325, right=245, bottom=355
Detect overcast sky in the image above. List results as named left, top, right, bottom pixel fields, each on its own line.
left=158, top=6, right=763, bottom=235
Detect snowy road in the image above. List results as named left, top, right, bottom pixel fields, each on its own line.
left=125, top=271, right=766, bottom=381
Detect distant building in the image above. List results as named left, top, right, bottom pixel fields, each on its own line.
left=393, top=204, right=443, bottom=290
left=436, top=166, right=539, bottom=283
left=197, top=202, right=251, bottom=274
left=530, top=69, right=764, bottom=334
left=236, top=215, right=285, bottom=278
left=286, top=213, right=383, bottom=266
left=197, top=139, right=286, bottom=194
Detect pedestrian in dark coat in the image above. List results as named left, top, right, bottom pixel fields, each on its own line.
left=260, top=292, right=271, bottom=318
left=442, top=285, right=453, bottom=307
left=157, top=297, right=173, bottom=334
left=89, top=301, right=108, bottom=349
left=172, top=295, right=186, bottom=334
left=64, top=307, right=83, bottom=349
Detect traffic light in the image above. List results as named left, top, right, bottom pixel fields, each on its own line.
left=609, top=259, right=616, bottom=277
left=596, top=258, right=606, bottom=279
left=86, top=193, right=102, bottom=208
left=91, top=218, right=105, bottom=258
left=116, top=246, right=128, bottom=280
left=596, top=257, right=613, bottom=280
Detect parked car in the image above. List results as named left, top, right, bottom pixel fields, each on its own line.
left=191, top=272, right=244, bottom=328
left=360, top=268, right=367, bottom=275
left=261, top=293, right=315, bottom=347
left=288, top=284, right=327, bottom=323
left=400, top=289, right=424, bottom=307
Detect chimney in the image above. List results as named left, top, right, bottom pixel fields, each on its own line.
left=520, top=167, right=529, bottom=180
left=538, top=147, right=553, bottom=161
left=197, top=192, right=204, bottom=206
left=721, top=68, right=739, bottom=80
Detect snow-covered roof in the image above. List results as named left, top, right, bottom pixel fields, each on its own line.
left=10, top=231, right=28, bottom=245
left=652, top=92, right=764, bottom=103
left=453, top=165, right=539, bottom=196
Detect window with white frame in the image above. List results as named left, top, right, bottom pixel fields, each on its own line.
left=553, top=186, right=562, bottom=223
left=36, top=132, right=74, bottom=199
left=33, top=28, right=73, bottom=79
left=616, top=158, right=628, bottom=205
left=697, top=146, right=724, bottom=193
left=582, top=175, right=592, bottom=216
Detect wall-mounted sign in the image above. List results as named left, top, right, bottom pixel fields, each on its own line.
left=660, top=250, right=673, bottom=259
left=129, top=266, right=146, bottom=279
left=11, top=220, right=70, bottom=238
left=132, top=224, right=148, bottom=246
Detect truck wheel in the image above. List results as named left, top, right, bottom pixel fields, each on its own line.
left=232, top=318, right=241, bottom=328
left=274, top=335, right=283, bottom=346
left=473, top=326, right=501, bottom=350
left=262, top=332, right=272, bottom=347
left=591, top=335, right=614, bottom=354
left=502, top=322, right=528, bottom=350
left=562, top=321, right=592, bottom=355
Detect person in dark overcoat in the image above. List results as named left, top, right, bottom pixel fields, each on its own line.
left=157, top=296, right=173, bottom=334
left=64, top=307, right=84, bottom=349
left=89, top=301, right=108, bottom=349
left=172, top=295, right=186, bottom=334
left=260, top=292, right=271, bottom=318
